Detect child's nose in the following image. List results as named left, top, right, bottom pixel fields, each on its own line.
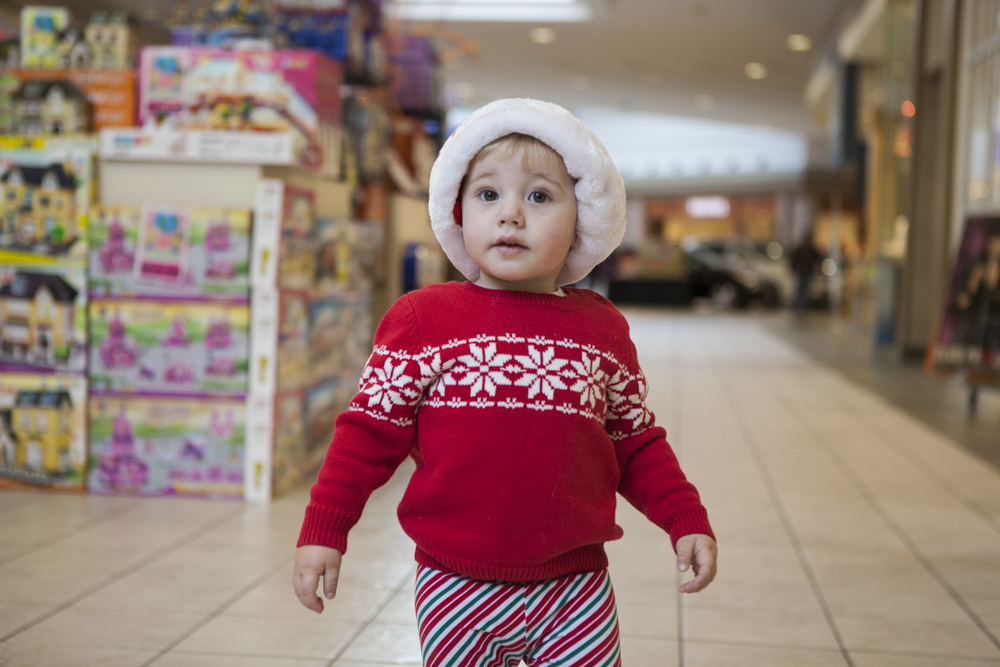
left=498, top=201, right=524, bottom=226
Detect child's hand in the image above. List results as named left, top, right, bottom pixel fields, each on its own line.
left=676, top=533, right=717, bottom=594
left=293, top=545, right=343, bottom=613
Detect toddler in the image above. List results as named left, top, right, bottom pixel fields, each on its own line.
left=294, top=98, right=717, bottom=666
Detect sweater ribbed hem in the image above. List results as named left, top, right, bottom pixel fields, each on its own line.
left=414, top=544, right=609, bottom=583
left=665, top=503, right=715, bottom=550
left=457, top=281, right=593, bottom=312
left=297, top=504, right=359, bottom=553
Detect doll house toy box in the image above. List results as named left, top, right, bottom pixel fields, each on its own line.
left=89, top=299, right=250, bottom=397
left=138, top=47, right=342, bottom=174
left=88, top=394, right=244, bottom=498
left=0, top=372, right=86, bottom=490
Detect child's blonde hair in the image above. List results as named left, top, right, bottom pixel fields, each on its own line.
left=466, top=133, right=572, bottom=183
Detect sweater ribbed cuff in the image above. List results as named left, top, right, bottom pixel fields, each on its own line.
left=665, top=503, right=715, bottom=551
left=297, top=504, right=359, bottom=553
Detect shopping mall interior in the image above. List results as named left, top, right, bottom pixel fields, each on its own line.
left=0, top=0, right=999, bottom=665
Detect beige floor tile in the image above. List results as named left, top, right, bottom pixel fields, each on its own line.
left=7, top=607, right=203, bottom=652
left=155, top=654, right=327, bottom=666
left=823, top=588, right=972, bottom=626
left=72, top=570, right=243, bottom=615
left=967, top=597, right=1000, bottom=634
left=618, top=636, right=679, bottom=667
left=616, top=602, right=678, bottom=640
left=371, top=587, right=417, bottom=625
left=224, top=581, right=387, bottom=624
left=685, top=607, right=840, bottom=650
left=0, top=643, right=154, bottom=667
left=837, top=615, right=1000, bottom=659
left=0, top=566, right=110, bottom=605
left=173, top=615, right=356, bottom=660
left=684, top=641, right=845, bottom=667
left=851, top=654, right=1000, bottom=666
left=682, top=577, right=822, bottom=615
left=336, top=621, right=423, bottom=665
left=0, top=601, right=52, bottom=638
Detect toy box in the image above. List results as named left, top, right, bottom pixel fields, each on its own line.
left=315, top=217, right=383, bottom=293
left=88, top=394, right=245, bottom=498
left=89, top=299, right=250, bottom=397
left=252, top=179, right=319, bottom=291
left=0, top=372, right=86, bottom=490
left=0, top=263, right=87, bottom=374
left=305, top=374, right=357, bottom=459
left=0, top=139, right=94, bottom=261
left=20, top=7, right=71, bottom=69
left=249, top=288, right=311, bottom=396
left=138, top=47, right=342, bottom=173
left=89, top=205, right=251, bottom=300
left=86, top=11, right=136, bottom=70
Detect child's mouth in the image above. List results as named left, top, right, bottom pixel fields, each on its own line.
left=493, top=237, right=526, bottom=252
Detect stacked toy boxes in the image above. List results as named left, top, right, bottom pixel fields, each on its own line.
left=246, top=179, right=380, bottom=500
left=0, top=137, right=95, bottom=491
left=86, top=203, right=252, bottom=498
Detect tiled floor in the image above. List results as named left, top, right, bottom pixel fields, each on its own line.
left=2, top=311, right=1000, bottom=667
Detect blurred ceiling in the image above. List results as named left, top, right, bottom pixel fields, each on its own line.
left=417, top=0, right=848, bottom=137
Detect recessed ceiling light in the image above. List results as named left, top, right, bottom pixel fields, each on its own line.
left=745, top=62, right=768, bottom=80
left=570, top=74, right=590, bottom=91
left=529, top=27, right=557, bottom=44
left=453, top=82, right=475, bottom=99
left=695, top=94, right=714, bottom=111
left=389, top=0, right=591, bottom=23
left=787, top=34, right=812, bottom=51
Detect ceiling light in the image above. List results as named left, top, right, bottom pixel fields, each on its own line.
left=695, top=94, right=714, bottom=111
left=529, top=27, right=557, bottom=44
left=745, top=62, right=768, bottom=80
left=570, top=74, right=590, bottom=90
left=686, top=196, right=731, bottom=218
left=389, top=0, right=592, bottom=23
left=901, top=100, right=916, bottom=117
left=787, top=34, right=812, bottom=51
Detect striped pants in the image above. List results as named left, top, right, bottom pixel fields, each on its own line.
left=414, top=565, right=622, bottom=667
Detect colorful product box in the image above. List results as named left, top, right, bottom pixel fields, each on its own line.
left=138, top=47, right=342, bottom=173
left=305, top=374, right=357, bottom=459
left=269, top=387, right=307, bottom=496
left=0, top=139, right=95, bottom=262
left=88, top=394, right=245, bottom=498
left=0, top=263, right=88, bottom=374
left=89, top=299, right=250, bottom=397
left=0, top=372, right=87, bottom=491
left=20, top=7, right=71, bottom=69
left=308, top=295, right=372, bottom=384
left=6, top=69, right=137, bottom=131
left=249, top=288, right=311, bottom=397
left=315, top=217, right=383, bottom=293
left=89, top=205, right=251, bottom=300
left=251, top=180, right=318, bottom=291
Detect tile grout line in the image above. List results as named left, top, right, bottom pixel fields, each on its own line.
left=0, top=504, right=247, bottom=644
left=845, top=394, right=1000, bottom=538
left=682, top=636, right=1000, bottom=662
left=137, top=549, right=296, bottom=667
left=767, top=377, right=1000, bottom=653
left=323, top=562, right=418, bottom=667
left=0, top=499, right=146, bottom=567
left=719, top=374, right=857, bottom=667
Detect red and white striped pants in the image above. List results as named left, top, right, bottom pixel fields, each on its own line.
left=414, top=565, right=622, bottom=667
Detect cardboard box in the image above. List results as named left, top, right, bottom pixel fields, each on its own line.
left=0, top=263, right=88, bottom=374
left=89, top=299, right=250, bottom=397
left=138, top=47, right=342, bottom=173
left=20, top=7, right=70, bottom=69
left=0, top=139, right=95, bottom=262
left=89, top=205, right=251, bottom=300
left=88, top=394, right=245, bottom=498
left=251, top=179, right=319, bottom=291
left=249, top=288, right=311, bottom=397
left=0, top=371, right=86, bottom=490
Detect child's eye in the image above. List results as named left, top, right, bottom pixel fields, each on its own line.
left=478, top=189, right=498, bottom=202
left=529, top=191, right=549, bottom=204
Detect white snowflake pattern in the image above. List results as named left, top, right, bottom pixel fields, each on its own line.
left=456, top=343, right=513, bottom=397
left=568, top=351, right=607, bottom=408
left=418, top=352, right=458, bottom=397
left=606, top=368, right=629, bottom=407
left=362, top=358, right=418, bottom=413
left=513, top=345, right=570, bottom=400
left=620, top=376, right=651, bottom=429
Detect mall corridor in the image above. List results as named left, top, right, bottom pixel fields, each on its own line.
left=1, top=312, right=999, bottom=667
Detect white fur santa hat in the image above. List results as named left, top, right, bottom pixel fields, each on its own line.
left=428, top=98, right=627, bottom=287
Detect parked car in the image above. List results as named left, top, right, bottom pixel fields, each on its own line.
left=683, top=240, right=783, bottom=308
left=698, top=238, right=793, bottom=306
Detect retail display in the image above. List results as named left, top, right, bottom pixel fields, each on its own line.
left=88, top=394, right=245, bottom=497
left=0, top=371, right=87, bottom=490
left=89, top=205, right=252, bottom=299
left=20, top=7, right=71, bottom=69
left=138, top=47, right=342, bottom=173
left=89, top=299, right=250, bottom=397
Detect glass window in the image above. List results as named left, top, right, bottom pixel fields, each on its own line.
left=969, top=60, right=992, bottom=207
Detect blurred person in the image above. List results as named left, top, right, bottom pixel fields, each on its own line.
left=791, top=236, right=823, bottom=312
left=953, top=232, right=1000, bottom=354
left=293, top=99, right=717, bottom=667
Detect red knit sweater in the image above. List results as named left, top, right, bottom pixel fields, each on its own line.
left=298, top=281, right=714, bottom=582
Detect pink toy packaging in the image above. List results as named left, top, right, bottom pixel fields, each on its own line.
left=89, top=299, right=250, bottom=397
left=138, top=47, right=343, bottom=173
left=89, top=205, right=251, bottom=299
left=88, top=394, right=245, bottom=498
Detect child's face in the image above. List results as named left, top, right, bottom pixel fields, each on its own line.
left=461, top=150, right=577, bottom=293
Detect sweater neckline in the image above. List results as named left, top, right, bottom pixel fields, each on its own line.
left=457, top=281, right=593, bottom=311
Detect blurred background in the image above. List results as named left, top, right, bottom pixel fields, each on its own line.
left=0, top=2, right=999, bottom=666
